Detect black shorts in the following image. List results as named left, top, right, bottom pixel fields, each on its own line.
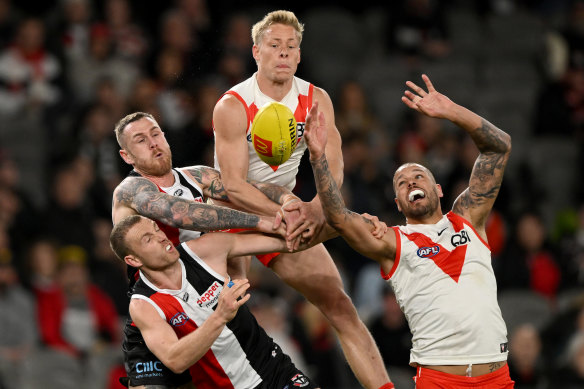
left=122, top=318, right=191, bottom=387
left=255, top=343, right=318, bottom=389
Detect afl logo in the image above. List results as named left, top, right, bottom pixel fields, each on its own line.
left=170, top=312, right=189, bottom=327
left=417, top=246, right=440, bottom=258
left=173, top=188, right=183, bottom=196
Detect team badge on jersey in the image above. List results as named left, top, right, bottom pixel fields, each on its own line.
left=290, top=373, right=309, bottom=387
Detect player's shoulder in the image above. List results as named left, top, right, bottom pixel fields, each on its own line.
left=114, top=175, right=158, bottom=197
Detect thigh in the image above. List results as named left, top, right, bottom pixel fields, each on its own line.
left=269, top=244, right=346, bottom=305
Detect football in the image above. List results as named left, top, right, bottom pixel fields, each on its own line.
left=251, top=101, right=298, bottom=166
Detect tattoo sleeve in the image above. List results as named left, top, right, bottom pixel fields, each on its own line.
left=453, top=118, right=511, bottom=216
left=310, top=155, right=358, bottom=227
left=248, top=179, right=295, bottom=204
left=115, top=178, right=259, bottom=230
left=185, top=166, right=229, bottom=201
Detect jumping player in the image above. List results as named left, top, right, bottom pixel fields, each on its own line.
left=212, top=10, right=393, bottom=389
left=302, top=74, right=515, bottom=388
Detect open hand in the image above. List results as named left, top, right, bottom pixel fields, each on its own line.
left=401, top=74, right=454, bottom=120
left=216, top=277, right=250, bottom=323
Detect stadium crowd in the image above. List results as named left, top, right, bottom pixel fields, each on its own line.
left=0, top=0, right=583, bottom=388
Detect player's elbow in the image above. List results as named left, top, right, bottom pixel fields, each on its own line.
left=165, top=357, right=189, bottom=374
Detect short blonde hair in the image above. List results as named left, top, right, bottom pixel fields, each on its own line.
left=251, top=10, right=304, bottom=46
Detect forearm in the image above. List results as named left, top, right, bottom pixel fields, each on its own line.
left=223, top=179, right=282, bottom=217
left=449, top=104, right=511, bottom=154
left=248, top=179, right=299, bottom=204
left=309, top=154, right=351, bottom=228
left=134, top=191, right=262, bottom=231
left=165, top=313, right=226, bottom=373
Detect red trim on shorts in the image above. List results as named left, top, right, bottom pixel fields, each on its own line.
left=414, top=364, right=514, bottom=388
left=447, top=211, right=491, bottom=251
left=381, top=227, right=401, bottom=280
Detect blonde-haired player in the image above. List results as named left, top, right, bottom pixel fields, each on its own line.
left=212, top=9, right=394, bottom=389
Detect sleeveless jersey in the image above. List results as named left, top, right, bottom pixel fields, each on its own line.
left=214, top=73, right=314, bottom=190
left=382, top=211, right=508, bottom=366
left=131, top=244, right=279, bottom=389
left=128, top=168, right=204, bottom=246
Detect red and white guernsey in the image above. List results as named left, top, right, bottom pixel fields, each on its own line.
left=214, top=73, right=314, bottom=190
left=383, top=211, right=508, bottom=366
left=132, top=244, right=284, bottom=389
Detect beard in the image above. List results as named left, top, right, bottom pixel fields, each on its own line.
left=400, top=190, right=441, bottom=220
left=135, top=152, right=172, bottom=177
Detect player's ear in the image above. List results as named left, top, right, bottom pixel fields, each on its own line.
left=297, top=48, right=301, bottom=64
left=120, top=149, right=134, bottom=165
left=394, top=197, right=402, bottom=213
left=436, top=184, right=443, bottom=198
left=125, top=254, right=141, bottom=268
left=252, top=45, right=259, bottom=62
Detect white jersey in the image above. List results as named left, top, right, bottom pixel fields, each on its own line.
left=214, top=73, right=314, bottom=190
left=383, top=211, right=508, bottom=366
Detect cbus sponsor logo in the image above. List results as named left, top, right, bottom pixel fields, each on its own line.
left=296, top=122, right=305, bottom=140
left=170, top=312, right=189, bottom=327
left=197, top=281, right=222, bottom=308
left=135, top=361, right=163, bottom=373
left=417, top=246, right=440, bottom=258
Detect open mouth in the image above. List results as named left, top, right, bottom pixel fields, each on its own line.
left=408, top=189, right=426, bottom=203
left=165, top=244, right=172, bottom=252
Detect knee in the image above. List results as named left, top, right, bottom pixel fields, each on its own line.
left=316, top=287, right=360, bottom=326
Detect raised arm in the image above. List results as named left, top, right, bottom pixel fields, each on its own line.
left=402, top=74, right=511, bottom=234
left=112, top=176, right=274, bottom=233
left=303, top=103, right=396, bottom=268
left=212, top=95, right=283, bottom=218
left=130, top=278, right=250, bottom=374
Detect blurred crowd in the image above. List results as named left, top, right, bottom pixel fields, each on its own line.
left=0, top=0, right=584, bottom=388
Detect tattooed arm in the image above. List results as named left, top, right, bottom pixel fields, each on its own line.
left=183, top=165, right=299, bottom=205
left=303, top=102, right=396, bottom=267
left=402, top=74, right=511, bottom=236
left=112, top=176, right=276, bottom=234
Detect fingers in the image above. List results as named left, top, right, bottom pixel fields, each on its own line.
left=405, top=80, right=427, bottom=97
left=422, top=74, right=435, bottom=92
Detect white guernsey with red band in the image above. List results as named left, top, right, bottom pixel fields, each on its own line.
left=214, top=72, right=314, bottom=190
left=383, top=211, right=508, bottom=366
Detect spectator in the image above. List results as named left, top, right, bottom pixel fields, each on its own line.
left=0, top=17, right=62, bottom=116
left=0, top=247, right=37, bottom=389
left=498, top=211, right=562, bottom=299
left=507, top=323, right=548, bottom=388
left=36, top=244, right=119, bottom=357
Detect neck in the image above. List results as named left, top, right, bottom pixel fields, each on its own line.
left=406, top=209, right=444, bottom=225
left=255, top=72, right=293, bottom=101
left=140, top=260, right=183, bottom=290
left=134, top=167, right=175, bottom=187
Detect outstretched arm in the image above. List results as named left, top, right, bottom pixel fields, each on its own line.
left=112, top=177, right=275, bottom=233
left=402, top=74, right=511, bottom=235
left=303, top=103, right=396, bottom=267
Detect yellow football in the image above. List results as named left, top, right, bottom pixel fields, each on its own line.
left=251, top=101, right=298, bottom=166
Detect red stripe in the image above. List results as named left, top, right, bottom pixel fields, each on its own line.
left=149, top=293, right=234, bottom=388
left=447, top=211, right=491, bottom=250
left=226, top=91, right=251, bottom=131
left=402, top=230, right=467, bottom=283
